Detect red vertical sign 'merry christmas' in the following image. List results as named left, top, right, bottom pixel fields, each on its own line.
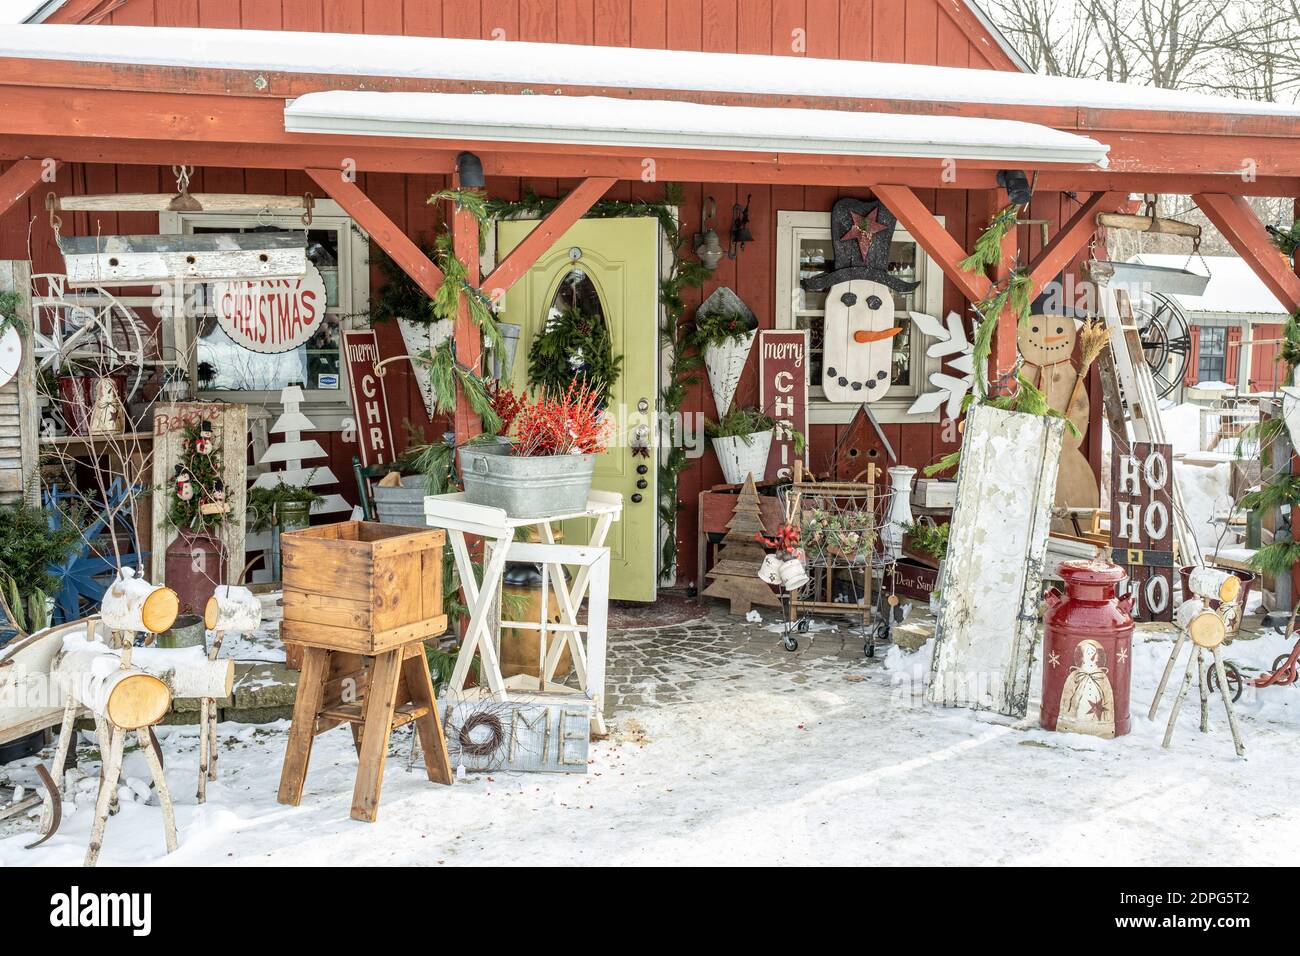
left=343, top=330, right=396, bottom=467
left=759, top=330, right=809, bottom=481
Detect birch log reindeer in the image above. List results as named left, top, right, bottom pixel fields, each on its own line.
left=48, top=568, right=185, bottom=866
left=197, top=585, right=261, bottom=802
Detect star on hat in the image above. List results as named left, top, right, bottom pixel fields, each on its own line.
left=841, top=208, right=887, bottom=260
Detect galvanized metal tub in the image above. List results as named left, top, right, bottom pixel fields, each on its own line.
left=374, top=480, right=430, bottom=527
left=461, top=448, right=596, bottom=518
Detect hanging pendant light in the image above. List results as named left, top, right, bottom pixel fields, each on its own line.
left=693, top=196, right=724, bottom=270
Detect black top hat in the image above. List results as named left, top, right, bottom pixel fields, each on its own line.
left=802, top=197, right=920, bottom=294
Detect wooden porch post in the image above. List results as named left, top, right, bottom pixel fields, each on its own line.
left=0, top=160, right=49, bottom=219
left=450, top=175, right=482, bottom=445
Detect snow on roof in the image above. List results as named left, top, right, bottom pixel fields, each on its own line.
left=284, top=91, right=1109, bottom=165
left=1131, top=254, right=1287, bottom=315
left=3, top=24, right=1300, bottom=120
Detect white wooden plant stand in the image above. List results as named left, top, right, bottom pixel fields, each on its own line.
left=424, top=491, right=620, bottom=735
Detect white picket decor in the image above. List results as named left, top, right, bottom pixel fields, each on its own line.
left=927, top=404, right=1064, bottom=717
left=703, top=329, right=756, bottom=417
left=712, top=430, right=773, bottom=485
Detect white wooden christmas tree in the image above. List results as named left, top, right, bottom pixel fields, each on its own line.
left=245, top=387, right=351, bottom=565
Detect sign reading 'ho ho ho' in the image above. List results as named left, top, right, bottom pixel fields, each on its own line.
left=213, top=263, right=326, bottom=354
left=758, top=329, right=810, bottom=481
left=1110, top=441, right=1174, bottom=622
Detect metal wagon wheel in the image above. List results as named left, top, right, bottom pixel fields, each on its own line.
left=1131, top=291, right=1192, bottom=399
left=29, top=273, right=149, bottom=401
left=1206, top=659, right=1244, bottom=703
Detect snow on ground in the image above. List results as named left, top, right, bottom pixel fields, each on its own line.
left=5, top=620, right=1300, bottom=866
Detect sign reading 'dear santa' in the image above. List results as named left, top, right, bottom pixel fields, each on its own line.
left=343, top=330, right=395, bottom=468
left=213, top=263, right=326, bottom=354
left=802, top=198, right=924, bottom=403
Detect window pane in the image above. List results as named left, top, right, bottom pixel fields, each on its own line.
left=189, top=222, right=343, bottom=393
left=1197, top=326, right=1227, bottom=383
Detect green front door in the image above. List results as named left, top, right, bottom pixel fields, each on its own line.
left=496, top=217, right=660, bottom=602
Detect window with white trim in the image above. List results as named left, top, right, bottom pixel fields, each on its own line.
left=776, top=210, right=944, bottom=424
left=160, top=202, right=370, bottom=429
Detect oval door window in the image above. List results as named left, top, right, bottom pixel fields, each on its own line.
left=529, top=267, right=622, bottom=406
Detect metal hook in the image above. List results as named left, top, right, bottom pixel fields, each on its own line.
left=301, top=192, right=315, bottom=228
left=44, top=192, right=62, bottom=234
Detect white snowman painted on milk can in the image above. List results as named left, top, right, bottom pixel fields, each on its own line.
left=802, top=198, right=920, bottom=403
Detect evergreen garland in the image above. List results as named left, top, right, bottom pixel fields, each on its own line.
left=167, top=419, right=228, bottom=532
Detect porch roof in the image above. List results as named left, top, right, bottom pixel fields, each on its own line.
left=284, top=91, right=1110, bottom=167
left=3, top=24, right=1299, bottom=122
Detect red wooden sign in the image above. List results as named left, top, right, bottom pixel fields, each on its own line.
left=759, top=329, right=810, bottom=481
left=1110, top=441, right=1174, bottom=622
left=343, top=330, right=396, bottom=468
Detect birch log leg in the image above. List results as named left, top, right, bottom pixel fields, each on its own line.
left=42, top=697, right=78, bottom=835
left=197, top=629, right=226, bottom=802
left=92, top=715, right=119, bottom=815
left=136, top=728, right=177, bottom=853
left=1198, top=647, right=1210, bottom=733
left=207, top=631, right=225, bottom=782
left=1162, top=647, right=1198, bottom=750
left=1148, top=631, right=1187, bottom=720
left=197, top=702, right=210, bottom=803
left=84, top=726, right=125, bottom=868
left=1212, top=646, right=1247, bottom=757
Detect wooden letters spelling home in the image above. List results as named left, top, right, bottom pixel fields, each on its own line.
left=1110, top=441, right=1174, bottom=622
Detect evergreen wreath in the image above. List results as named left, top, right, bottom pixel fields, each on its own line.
left=167, top=418, right=228, bottom=532
left=527, top=305, right=622, bottom=406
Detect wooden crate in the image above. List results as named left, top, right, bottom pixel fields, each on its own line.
left=281, top=521, right=446, bottom=655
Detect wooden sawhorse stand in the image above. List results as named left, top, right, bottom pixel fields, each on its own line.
left=277, top=639, right=453, bottom=822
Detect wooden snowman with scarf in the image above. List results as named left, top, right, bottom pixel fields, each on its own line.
left=803, top=197, right=924, bottom=403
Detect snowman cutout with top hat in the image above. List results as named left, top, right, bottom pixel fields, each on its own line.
left=803, top=197, right=931, bottom=404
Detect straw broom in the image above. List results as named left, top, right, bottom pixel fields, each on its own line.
left=1065, top=319, right=1110, bottom=416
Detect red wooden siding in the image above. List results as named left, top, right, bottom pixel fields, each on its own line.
left=1250, top=322, right=1283, bottom=392
left=16, top=0, right=1058, bottom=586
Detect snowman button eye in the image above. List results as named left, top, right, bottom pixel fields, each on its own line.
left=866, top=295, right=882, bottom=310
left=840, top=292, right=857, bottom=306
left=1032, top=326, right=1039, bottom=334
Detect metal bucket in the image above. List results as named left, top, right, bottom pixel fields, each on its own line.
left=374, top=480, right=430, bottom=527
left=461, top=449, right=596, bottom=517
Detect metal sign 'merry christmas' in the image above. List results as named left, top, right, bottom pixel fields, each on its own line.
left=213, top=263, right=327, bottom=354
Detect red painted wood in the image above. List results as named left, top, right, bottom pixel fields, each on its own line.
left=0, top=160, right=48, bottom=219
left=872, top=0, right=905, bottom=64
left=770, top=0, right=804, bottom=56
left=668, top=0, right=703, bottom=51
left=736, top=0, right=772, bottom=54
left=558, top=0, right=596, bottom=44
left=441, top=0, right=481, bottom=38
left=306, top=168, right=445, bottom=296
left=451, top=179, right=482, bottom=443
left=630, top=0, right=667, bottom=47
left=281, top=0, right=324, bottom=31
left=1251, top=323, right=1284, bottom=392
left=323, top=0, right=363, bottom=32
left=483, top=177, right=616, bottom=297
left=1225, top=327, right=1243, bottom=386
left=592, top=0, right=630, bottom=46
left=1194, top=193, right=1300, bottom=314
left=363, top=0, right=404, bottom=35
left=905, top=0, right=938, bottom=66
left=196, top=0, right=240, bottom=28
left=874, top=183, right=991, bottom=303
left=239, top=0, right=281, bottom=29
left=1185, top=326, right=1201, bottom=386
left=1027, top=191, right=1123, bottom=295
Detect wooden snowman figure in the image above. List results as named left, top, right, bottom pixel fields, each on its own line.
left=803, top=198, right=921, bottom=403
left=1018, top=308, right=1097, bottom=516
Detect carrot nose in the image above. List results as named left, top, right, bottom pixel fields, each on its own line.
left=1044, top=334, right=1068, bottom=344
left=853, top=327, right=901, bottom=344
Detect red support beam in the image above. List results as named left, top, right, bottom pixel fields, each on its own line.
left=1193, top=193, right=1300, bottom=315
left=1026, top=191, right=1124, bottom=297
left=0, top=159, right=48, bottom=219
left=450, top=179, right=483, bottom=445
left=873, top=183, right=992, bottom=304
left=304, top=167, right=445, bottom=299
left=481, top=177, right=616, bottom=300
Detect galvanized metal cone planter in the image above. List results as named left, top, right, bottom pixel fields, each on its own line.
left=461, top=442, right=596, bottom=518
left=398, top=316, right=453, bottom=420
left=703, top=328, right=756, bottom=416
left=711, top=429, right=773, bottom=485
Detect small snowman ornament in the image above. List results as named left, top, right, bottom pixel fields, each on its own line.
left=803, top=198, right=925, bottom=403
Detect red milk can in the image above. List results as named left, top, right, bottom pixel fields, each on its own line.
left=1041, top=559, right=1134, bottom=738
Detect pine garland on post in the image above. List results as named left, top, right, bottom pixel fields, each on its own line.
left=168, top=419, right=227, bottom=532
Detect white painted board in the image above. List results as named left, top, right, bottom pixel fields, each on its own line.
left=927, top=404, right=1063, bottom=717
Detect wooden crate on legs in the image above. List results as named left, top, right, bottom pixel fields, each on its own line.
left=276, top=521, right=453, bottom=822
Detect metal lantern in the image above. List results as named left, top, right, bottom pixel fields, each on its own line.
left=693, top=197, right=725, bottom=270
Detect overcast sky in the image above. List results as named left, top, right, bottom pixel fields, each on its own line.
left=0, top=0, right=36, bottom=23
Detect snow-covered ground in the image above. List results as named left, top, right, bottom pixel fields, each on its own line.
left=4, top=619, right=1300, bottom=866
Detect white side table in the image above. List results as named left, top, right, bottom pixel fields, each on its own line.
left=424, top=490, right=622, bottom=734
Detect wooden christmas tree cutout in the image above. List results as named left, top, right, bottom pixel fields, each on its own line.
left=703, top=474, right=782, bottom=616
